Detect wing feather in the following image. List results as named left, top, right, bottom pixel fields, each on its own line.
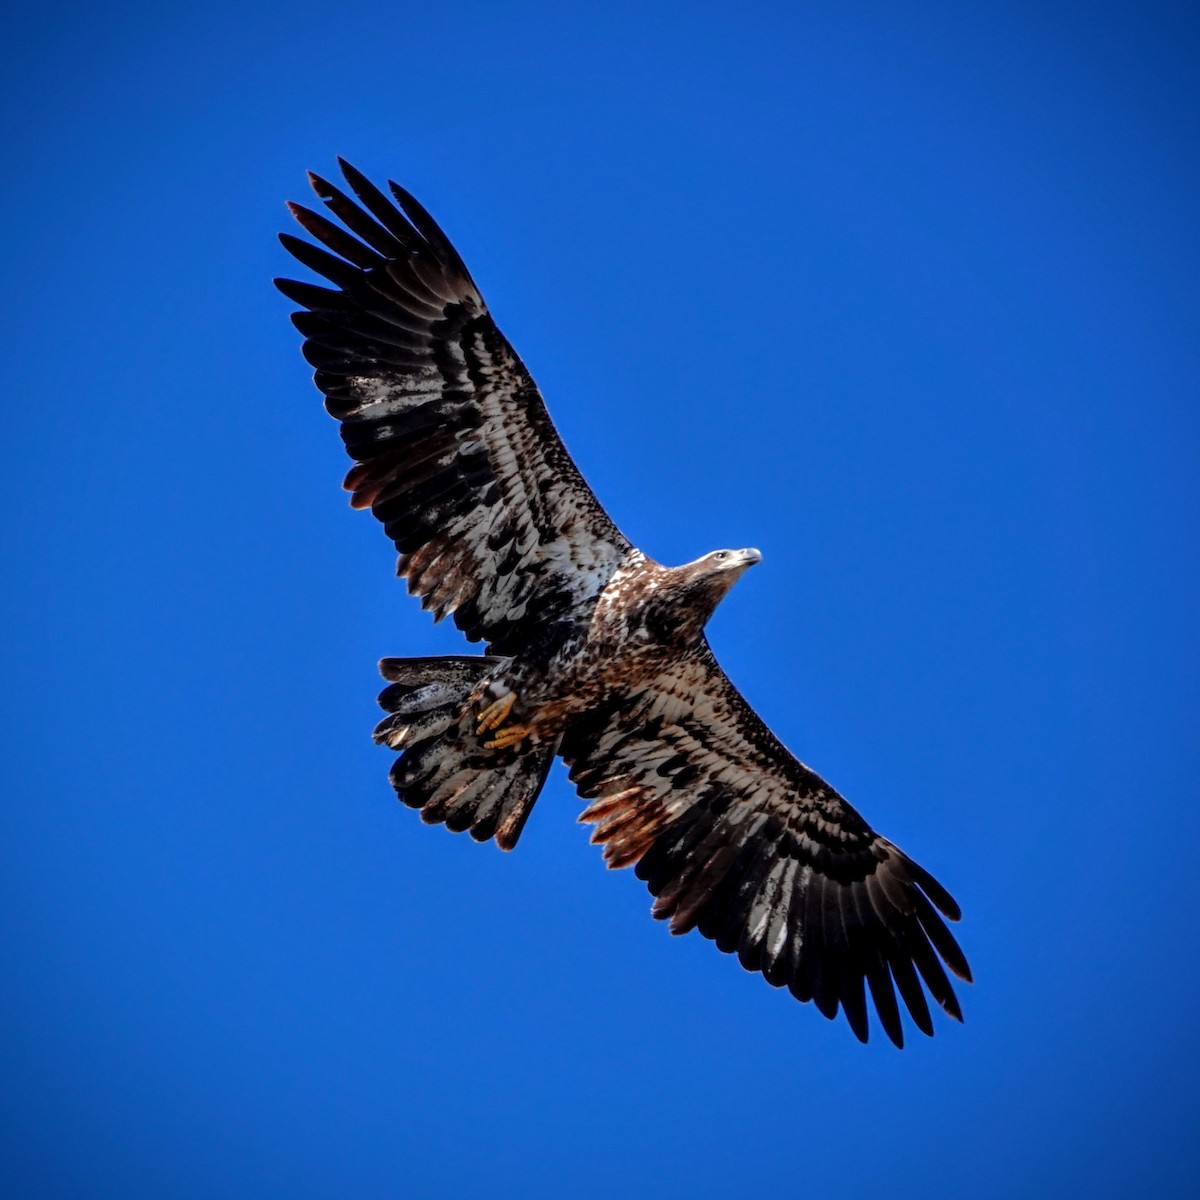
left=561, top=644, right=971, bottom=1047
left=277, top=162, right=632, bottom=653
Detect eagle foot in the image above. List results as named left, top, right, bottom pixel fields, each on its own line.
left=484, top=722, right=533, bottom=751
left=476, top=691, right=517, bottom=734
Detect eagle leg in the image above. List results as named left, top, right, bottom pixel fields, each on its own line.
left=485, top=721, right=534, bottom=751
left=476, top=691, right=517, bottom=734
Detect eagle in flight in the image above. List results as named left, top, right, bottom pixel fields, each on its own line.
left=277, top=160, right=971, bottom=1047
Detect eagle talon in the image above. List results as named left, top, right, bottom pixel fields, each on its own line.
left=485, top=723, right=533, bottom=751
left=476, top=691, right=517, bottom=734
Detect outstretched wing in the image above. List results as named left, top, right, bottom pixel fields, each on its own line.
left=277, top=161, right=631, bottom=655
left=559, top=645, right=971, bottom=1047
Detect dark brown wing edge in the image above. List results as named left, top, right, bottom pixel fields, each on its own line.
left=560, top=654, right=972, bottom=1047
left=276, top=161, right=631, bottom=654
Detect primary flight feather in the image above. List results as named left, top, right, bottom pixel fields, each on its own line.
left=277, top=160, right=972, bottom=1047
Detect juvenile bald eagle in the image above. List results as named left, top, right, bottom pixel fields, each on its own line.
left=277, top=161, right=971, bottom=1047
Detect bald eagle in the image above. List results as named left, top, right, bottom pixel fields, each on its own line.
left=277, top=161, right=971, bottom=1047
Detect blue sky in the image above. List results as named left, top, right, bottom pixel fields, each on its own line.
left=2, top=2, right=1198, bottom=1196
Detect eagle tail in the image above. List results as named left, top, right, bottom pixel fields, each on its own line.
left=373, top=656, right=555, bottom=851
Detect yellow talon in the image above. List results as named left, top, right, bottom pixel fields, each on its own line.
left=476, top=691, right=517, bottom=734
left=485, top=723, right=532, bottom=751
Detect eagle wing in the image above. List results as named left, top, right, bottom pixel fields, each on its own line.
left=276, top=161, right=631, bottom=654
left=559, top=644, right=971, bottom=1047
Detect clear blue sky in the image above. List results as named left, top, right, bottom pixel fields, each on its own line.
left=3, top=2, right=1198, bottom=1196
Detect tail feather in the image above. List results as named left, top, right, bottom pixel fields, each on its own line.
left=378, top=656, right=491, bottom=688
left=375, top=655, right=555, bottom=851
left=372, top=704, right=458, bottom=750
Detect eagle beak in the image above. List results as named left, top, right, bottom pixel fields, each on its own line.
left=740, top=548, right=762, bottom=567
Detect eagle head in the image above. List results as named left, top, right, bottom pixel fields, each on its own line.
left=654, top=547, right=762, bottom=639
left=694, top=547, right=763, bottom=587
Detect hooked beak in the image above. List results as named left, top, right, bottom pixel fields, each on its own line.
left=738, top=547, right=763, bottom=567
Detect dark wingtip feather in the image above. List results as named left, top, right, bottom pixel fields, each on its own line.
left=906, top=858, right=962, bottom=921
left=841, top=983, right=871, bottom=1044
left=335, top=159, right=425, bottom=248
left=387, top=178, right=475, bottom=283
left=338, top=159, right=385, bottom=205
left=337, top=157, right=379, bottom=199
left=285, top=201, right=382, bottom=271
left=275, top=276, right=320, bottom=306
left=864, top=948, right=905, bottom=1049
left=836, top=894, right=872, bottom=1044
left=278, top=232, right=355, bottom=284
left=388, top=179, right=437, bottom=240
left=909, top=887, right=973, bottom=983
left=387, top=178, right=423, bottom=211
left=888, top=951, right=935, bottom=1038
left=937, top=986, right=965, bottom=1023
left=925, top=918, right=973, bottom=985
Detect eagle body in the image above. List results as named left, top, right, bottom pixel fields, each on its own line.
left=278, top=162, right=972, bottom=1047
left=478, top=548, right=761, bottom=735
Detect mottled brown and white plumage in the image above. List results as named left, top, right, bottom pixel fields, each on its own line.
left=277, top=160, right=972, bottom=1047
